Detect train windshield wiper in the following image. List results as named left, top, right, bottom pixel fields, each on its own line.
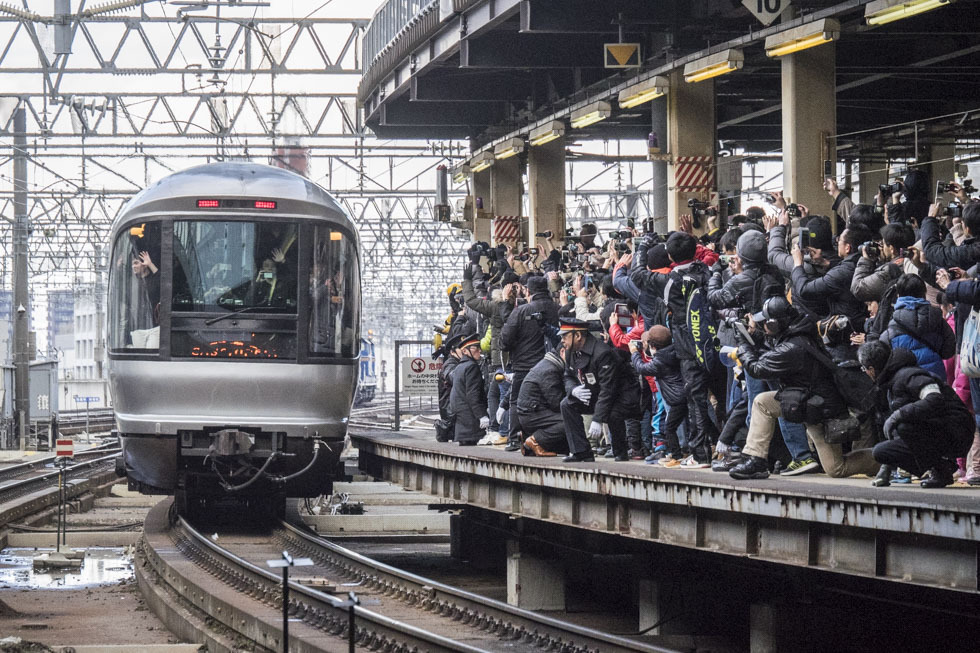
left=204, top=305, right=265, bottom=326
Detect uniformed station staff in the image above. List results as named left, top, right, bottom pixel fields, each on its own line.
left=448, top=332, right=489, bottom=445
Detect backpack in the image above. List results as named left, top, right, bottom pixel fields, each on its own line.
left=682, top=278, right=720, bottom=374
left=796, top=339, right=875, bottom=414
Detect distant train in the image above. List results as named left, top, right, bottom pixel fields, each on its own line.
left=355, top=335, right=377, bottom=405
left=107, top=162, right=360, bottom=516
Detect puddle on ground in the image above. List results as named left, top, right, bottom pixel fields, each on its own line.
left=0, top=547, right=133, bottom=589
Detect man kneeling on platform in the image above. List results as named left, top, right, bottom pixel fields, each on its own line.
left=515, top=350, right=570, bottom=456
left=727, top=296, right=879, bottom=480
left=559, top=317, right=641, bottom=463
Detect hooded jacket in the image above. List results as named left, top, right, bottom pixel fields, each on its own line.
left=736, top=315, right=846, bottom=418
left=632, top=344, right=686, bottom=406
left=876, top=347, right=973, bottom=454
left=880, top=296, right=955, bottom=379
left=850, top=256, right=904, bottom=303
left=791, top=252, right=868, bottom=328
left=500, top=290, right=559, bottom=371
left=630, top=258, right=712, bottom=361
left=516, top=352, right=566, bottom=414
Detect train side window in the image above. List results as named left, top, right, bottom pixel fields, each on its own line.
left=309, top=226, right=360, bottom=357
left=108, top=222, right=162, bottom=352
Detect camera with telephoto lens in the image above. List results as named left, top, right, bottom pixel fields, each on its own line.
left=860, top=241, right=881, bottom=259
left=470, top=240, right=497, bottom=263
left=535, top=230, right=553, bottom=239
left=786, top=203, right=801, bottom=219
left=937, top=180, right=977, bottom=195
left=879, top=182, right=903, bottom=196
left=945, top=202, right=964, bottom=219
left=687, top=198, right=718, bottom=217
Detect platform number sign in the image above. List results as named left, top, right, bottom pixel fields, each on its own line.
left=742, top=0, right=790, bottom=26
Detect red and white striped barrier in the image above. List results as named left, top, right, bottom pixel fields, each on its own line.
left=674, top=156, right=714, bottom=190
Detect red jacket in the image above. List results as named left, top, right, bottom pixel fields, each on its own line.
left=609, top=317, right=658, bottom=393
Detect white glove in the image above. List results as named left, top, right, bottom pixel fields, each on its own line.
left=571, top=385, right=592, bottom=403
left=495, top=407, right=506, bottom=423
left=588, top=421, right=603, bottom=439
left=504, top=372, right=514, bottom=383
left=715, top=441, right=731, bottom=457
left=479, top=416, right=490, bottom=430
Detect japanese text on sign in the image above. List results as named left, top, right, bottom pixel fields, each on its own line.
left=400, top=356, right=441, bottom=396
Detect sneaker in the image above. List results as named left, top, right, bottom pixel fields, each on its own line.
left=680, top=455, right=710, bottom=469
left=729, top=455, right=770, bottom=480
left=603, top=449, right=616, bottom=458
left=965, top=475, right=980, bottom=486
left=920, top=466, right=953, bottom=489
left=629, top=449, right=645, bottom=461
left=490, top=435, right=509, bottom=446
left=782, top=457, right=820, bottom=476
left=872, top=464, right=892, bottom=487
left=891, top=468, right=913, bottom=484
left=476, top=434, right=495, bottom=445
left=503, top=442, right=521, bottom=452
left=614, top=454, right=629, bottom=462
left=712, top=453, right=742, bottom=473
left=661, top=456, right=683, bottom=469
left=645, top=451, right=664, bottom=464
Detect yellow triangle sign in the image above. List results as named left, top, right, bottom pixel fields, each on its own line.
left=605, top=43, right=640, bottom=68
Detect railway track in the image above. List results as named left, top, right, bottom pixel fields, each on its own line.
left=0, top=441, right=120, bottom=486
left=0, top=452, right=121, bottom=529
left=138, top=498, right=674, bottom=653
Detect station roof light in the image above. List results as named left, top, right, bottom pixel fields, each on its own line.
left=529, top=120, right=565, bottom=147
left=469, top=150, right=495, bottom=173
left=618, top=76, right=669, bottom=109
left=683, top=48, right=743, bottom=83
left=494, top=137, right=525, bottom=161
left=570, top=101, right=611, bottom=129
left=451, top=162, right=471, bottom=184
left=765, top=18, right=840, bottom=57
left=865, top=0, right=954, bottom=26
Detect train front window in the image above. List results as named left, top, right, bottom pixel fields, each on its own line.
left=108, top=221, right=162, bottom=352
left=309, top=226, right=360, bottom=358
left=172, top=221, right=299, bottom=313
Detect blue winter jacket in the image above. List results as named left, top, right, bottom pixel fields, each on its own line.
left=880, top=296, right=955, bottom=380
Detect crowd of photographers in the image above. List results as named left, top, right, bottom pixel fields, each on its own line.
left=433, top=172, right=980, bottom=489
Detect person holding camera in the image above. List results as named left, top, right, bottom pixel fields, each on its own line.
left=500, top=275, right=560, bottom=450
left=631, top=231, right=724, bottom=468
left=449, top=333, right=490, bottom=446
left=920, top=200, right=980, bottom=271
left=727, top=297, right=879, bottom=480
left=857, top=341, right=974, bottom=488
left=766, top=201, right=837, bottom=318
left=850, top=223, right=918, bottom=303
left=791, top=223, right=873, bottom=331
left=558, top=317, right=641, bottom=462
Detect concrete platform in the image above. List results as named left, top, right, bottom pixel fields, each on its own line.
left=352, top=429, right=980, bottom=593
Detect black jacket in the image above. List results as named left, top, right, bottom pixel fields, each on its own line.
left=438, top=354, right=460, bottom=420
left=631, top=259, right=712, bottom=361
left=943, top=277, right=980, bottom=346
left=516, top=352, right=565, bottom=414
left=707, top=262, right=784, bottom=314
left=768, top=224, right=834, bottom=317
left=449, top=355, right=487, bottom=442
left=631, top=345, right=685, bottom=406
left=564, top=335, right=641, bottom=423
left=920, top=216, right=980, bottom=270
left=878, top=348, right=973, bottom=452
left=791, top=252, right=868, bottom=327
left=500, top=291, right=559, bottom=371
left=736, top=316, right=846, bottom=418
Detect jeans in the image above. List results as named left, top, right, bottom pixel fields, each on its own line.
left=744, top=372, right=812, bottom=462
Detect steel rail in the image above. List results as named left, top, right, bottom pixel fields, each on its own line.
left=0, top=443, right=119, bottom=484
left=0, top=453, right=119, bottom=503
left=280, top=520, right=679, bottom=653
left=173, top=514, right=488, bottom=653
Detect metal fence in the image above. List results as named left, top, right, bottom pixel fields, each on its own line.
left=362, top=0, right=437, bottom=71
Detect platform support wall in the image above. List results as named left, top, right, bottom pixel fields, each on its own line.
left=858, top=150, right=888, bottom=205
left=506, top=540, right=565, bottom=610
left=528, top=136, right=566, bottom=241
left=491, top=155, right=524, bottom=246
left=667, top=70, right=715, bottom=233
left=929, top=143, right=956, bottom=189
left=781, top=44, right=836, bottom=217
left=472, top=168, right=492, bottom=243
left=651, top=97, right=669, bottom=232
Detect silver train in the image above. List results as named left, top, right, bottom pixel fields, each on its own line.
left=107, top=162, right=360, bottom=515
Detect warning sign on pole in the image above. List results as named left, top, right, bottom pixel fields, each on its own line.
left=400, top=357, right=441, bottom=396
left=604, top=43, right=641, bottom=69
left=55, top=439, right=74, bottom=458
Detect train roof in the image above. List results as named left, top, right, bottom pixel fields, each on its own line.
left=111, top=162, right=353, bottom=234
